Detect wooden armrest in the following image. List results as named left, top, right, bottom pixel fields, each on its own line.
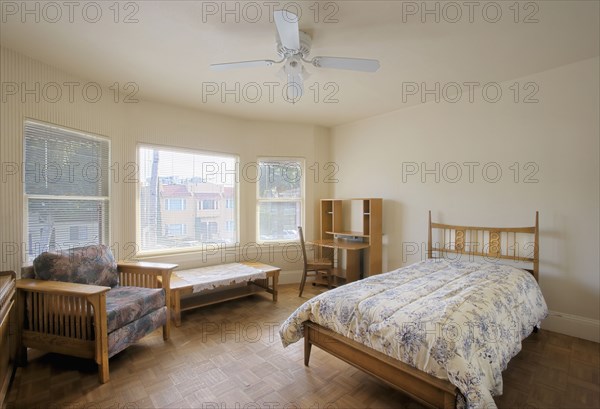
left=0, top=271, right=16, bottom=278
left=16, top=279, right=110, bottom=296
left=117, top=262, right=178, bottom=275
left=117, top=262, right=177, bottom=291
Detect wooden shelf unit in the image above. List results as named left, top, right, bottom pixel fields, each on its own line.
left=319, top=199, right=383, bottom=281
left=320, top=199, right=343, bottom=241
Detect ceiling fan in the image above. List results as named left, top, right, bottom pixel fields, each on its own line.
left=210, top=10, right=381, bottom=101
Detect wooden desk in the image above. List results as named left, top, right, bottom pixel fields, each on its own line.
left=320, top=199, right=382, bottom=277
left=309, top=239, right=369, bottom=284
left=170, top=262, right=279, bottom=327
left=310, top=239, right=370, bottom=250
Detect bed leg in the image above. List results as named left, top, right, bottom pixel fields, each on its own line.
left=304, top=334, right=312, bottom=366
left=443, top=392, right=456, bottom=409
left=533, top=326, right=539, bottom=333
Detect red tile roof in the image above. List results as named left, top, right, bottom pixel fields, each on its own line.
left=161, top=184, right=191, bottom=197
left=194, top=192, right=221, bottom=199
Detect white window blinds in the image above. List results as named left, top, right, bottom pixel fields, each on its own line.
left=24, top=121, right=110, bottom=260
left=257, top=158, right=304, bottom=242
left=138, top=146, right=238, bottom=253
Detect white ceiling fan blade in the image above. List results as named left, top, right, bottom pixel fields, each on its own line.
left=311, top=57, right=381, bottom=72
left=274, top=10, right=300, bottom=51
left=210, top=60, right=276, bottom=71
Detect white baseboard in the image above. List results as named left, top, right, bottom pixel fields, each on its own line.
left=543, top=310, right=600, bottom=342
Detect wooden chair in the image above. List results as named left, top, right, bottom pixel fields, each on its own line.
left=298, top=226, right=333, bottom=297
left=16, top=245, right=177, bottom=383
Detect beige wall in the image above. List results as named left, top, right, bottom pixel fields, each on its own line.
left=2, top=45, right=598, bottom=341
left=0, top=46, right=331, bottom=283
left=331, top=57, right=600, bottom=341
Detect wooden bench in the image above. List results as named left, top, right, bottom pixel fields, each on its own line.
left=170, top=262, right=279, bottom=327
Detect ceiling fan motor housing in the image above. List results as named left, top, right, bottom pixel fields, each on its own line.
left=277, top=31, right=312, bottom=58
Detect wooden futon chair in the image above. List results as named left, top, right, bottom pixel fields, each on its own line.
left=16, top=245, right=176, bottom=383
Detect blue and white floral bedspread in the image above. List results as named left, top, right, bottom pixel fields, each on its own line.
left=279, top=259, right=547, bottom=409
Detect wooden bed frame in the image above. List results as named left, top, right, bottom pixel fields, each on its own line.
left=303, top=211, right=540, bottom=409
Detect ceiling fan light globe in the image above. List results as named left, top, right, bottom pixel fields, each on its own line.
left=285, top=74, right=304, bottom=103
left=301, top=66, right=311, bottom=80
left=276, top=66, right=287, bottom=81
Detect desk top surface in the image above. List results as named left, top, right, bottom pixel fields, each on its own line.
left=309, top=239, right=370, bottom=250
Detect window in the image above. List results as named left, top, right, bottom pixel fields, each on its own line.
left=257, top=158, right=303, bottom=242
left=198, top=221, right=219, bottom=240
left=138, top=146, right=238, bottom=253
left=165, top=224, right=186, bottom=237
left=165, top=198, right=186, bottom=211
left=226, top=220, right=235, bottom=232
left=199, top=199, right=218, bottom=210
left=69, top=226, right=89, bottom=241
left=225, top=198, right=234, bottom=209
left=24, top=121, right=110, bottom=260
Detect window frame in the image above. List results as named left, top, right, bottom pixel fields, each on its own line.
left=225, top=220, right=235, bottom=232
left=256, top=157, right=305, bottom=244
left=136, top=143, right=240, bottom=256
left=22, top=119, right=111, bottom=263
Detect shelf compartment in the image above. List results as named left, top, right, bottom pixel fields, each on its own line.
left=325, top=230, right=370, bottom=238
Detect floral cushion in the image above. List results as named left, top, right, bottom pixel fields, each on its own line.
left=105, top=286, right=166, bottom=333
left=108, top=306, right=167, bottom=357
left=33, top=245, right=119, bottom=287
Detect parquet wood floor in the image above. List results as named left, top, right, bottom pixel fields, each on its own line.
left=4, top=284, right=599, bottom=409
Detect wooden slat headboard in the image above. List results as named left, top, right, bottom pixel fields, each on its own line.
left=427, top=211, right=539, bottom=281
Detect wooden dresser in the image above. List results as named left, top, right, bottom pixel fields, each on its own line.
left=0, top=271, right=16, bottom=406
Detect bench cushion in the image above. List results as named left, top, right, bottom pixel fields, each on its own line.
left=33, top=245, right=119, bottom=287
left=106, top=286, right=166, bottom=333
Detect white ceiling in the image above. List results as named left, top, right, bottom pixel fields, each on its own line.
left=1, top=1, right=598, bottom=127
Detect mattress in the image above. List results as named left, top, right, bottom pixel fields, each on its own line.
left=279, top=259, right=548, bottom=409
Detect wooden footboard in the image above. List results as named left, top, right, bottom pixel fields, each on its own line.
left=303, top=322, right=457, bottom=409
